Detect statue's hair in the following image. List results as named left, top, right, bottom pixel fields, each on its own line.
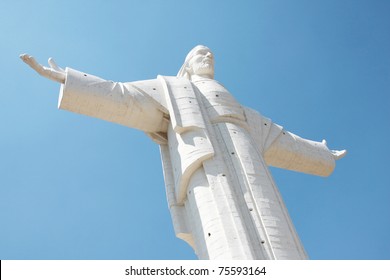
left=177, top=45, right=211, bottom=79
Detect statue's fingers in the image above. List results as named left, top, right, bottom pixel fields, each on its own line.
left=19, top=53, right=33, bottom=64
left=338, top=149, right=347, bottom=159
left=20, top=54, right=42, bottom=70
left=332, top=149, right=347, bottom=160
left=19, top=53, right=28, bottom=60
left=48, top=57, right=64, bottom=72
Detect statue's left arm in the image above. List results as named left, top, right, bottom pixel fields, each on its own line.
left=264, top=129, right=346, bottom=177
left=245, top=107, right=346, bottom=177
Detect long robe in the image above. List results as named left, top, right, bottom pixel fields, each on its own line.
left=58, top=68, right=335, bottom=259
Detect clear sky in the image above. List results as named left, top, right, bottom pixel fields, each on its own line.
left=0, top=0, right=389, bottom=260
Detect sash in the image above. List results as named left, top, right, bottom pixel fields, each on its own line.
left=158, top=76, right=214, bottom=204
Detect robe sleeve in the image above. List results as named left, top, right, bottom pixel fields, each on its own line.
left=263, top=130, right=335, bottom=177
left=58, top=67, right=167, bottom=133
left=245, top=107, right=335, bottom=177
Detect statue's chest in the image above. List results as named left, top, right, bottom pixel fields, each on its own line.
left=193, top=80, right=245, bottom=123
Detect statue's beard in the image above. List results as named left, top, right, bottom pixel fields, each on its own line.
left=192, top=62, right=214, bottom=77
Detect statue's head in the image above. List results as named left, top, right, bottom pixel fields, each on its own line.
left=177, top=45, right=214, bottom=80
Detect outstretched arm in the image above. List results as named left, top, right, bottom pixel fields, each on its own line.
left=264, top=131, right=347, bottom=177
left=20, top=54, right=66, bottom=84
left=20, top=54, right=168, bottom=133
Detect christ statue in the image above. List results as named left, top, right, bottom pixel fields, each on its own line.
left=20, top=45, right=346, bottom=260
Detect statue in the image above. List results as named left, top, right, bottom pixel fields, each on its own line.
left=20, top=45, right=346, bottom=260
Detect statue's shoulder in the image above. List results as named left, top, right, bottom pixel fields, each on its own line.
left=157, top=75, right=189, bottom=84
left=124, top=78, right=167, bottom=110
left=157, top=75, right=195, bottom=92
left=127, top=78, right=161, bottom=93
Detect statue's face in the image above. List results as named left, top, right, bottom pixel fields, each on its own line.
left=187, top=47, right=214, bottom=78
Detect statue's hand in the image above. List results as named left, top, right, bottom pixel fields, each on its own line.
left=321, top=140, right=347, bottom=160
left=20, top=54, right=66, bottom=84
left=331, top=149, right=347, bottom=160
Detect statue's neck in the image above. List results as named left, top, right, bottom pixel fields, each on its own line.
left=190, top=74, right=214, bottom=83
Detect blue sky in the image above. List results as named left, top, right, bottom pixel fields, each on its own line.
left=0, top=0, right=389, bottom=260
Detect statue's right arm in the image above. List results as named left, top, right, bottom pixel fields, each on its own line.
left=20, top=54, right=168, bottom=133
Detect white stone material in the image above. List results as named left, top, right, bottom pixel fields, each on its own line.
left=20, top=46, right=346, bottom=260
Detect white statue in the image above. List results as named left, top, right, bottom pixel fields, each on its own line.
left=20, top=46, right=346, bottom=260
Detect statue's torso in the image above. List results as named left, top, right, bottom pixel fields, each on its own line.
left=159, top=77, right=307, bottom=260
left=192, top=78, right=246, bottom=126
